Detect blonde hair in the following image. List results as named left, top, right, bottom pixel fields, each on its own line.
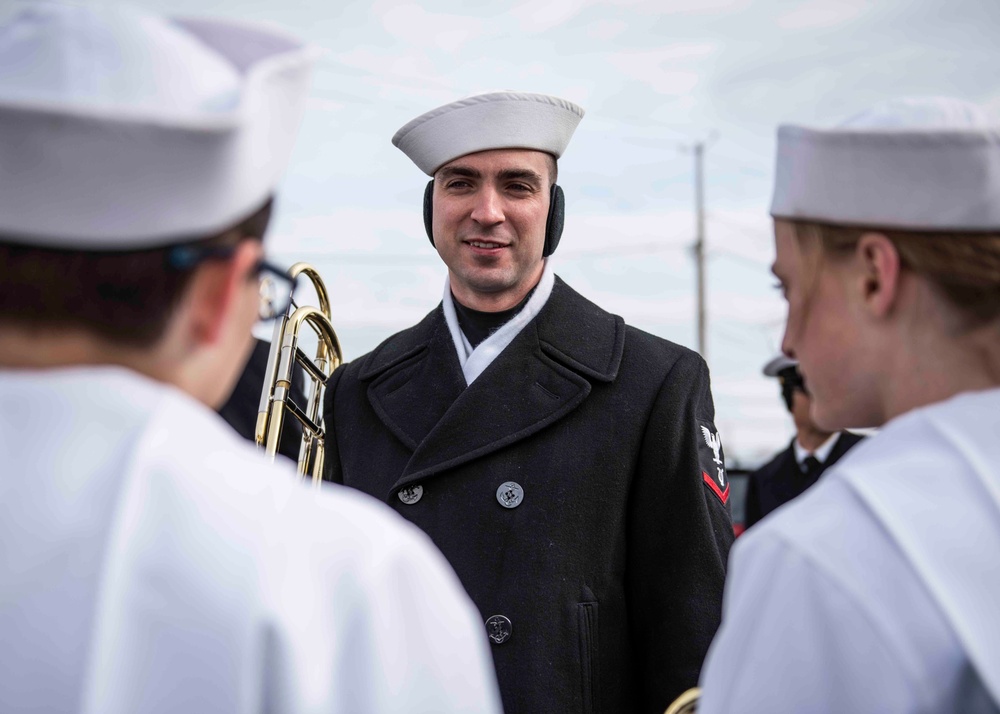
left=792, top=221, right=1000, bottom=325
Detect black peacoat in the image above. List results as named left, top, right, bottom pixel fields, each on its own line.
left=744, top=431, right=865, bottom=529
left=323, top=277, right=733, bottom=714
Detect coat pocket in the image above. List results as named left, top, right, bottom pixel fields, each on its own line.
left=578, top=600, right=599, bottom=714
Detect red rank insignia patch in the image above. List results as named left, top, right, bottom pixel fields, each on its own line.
left=698, top=422, right=728, bottom=505
left=703, top=471, right=729, bottom=504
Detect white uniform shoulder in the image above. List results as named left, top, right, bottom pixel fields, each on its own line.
left=699, top=392, right=1000, bottom=714
left=1, top=367, right=501, bottom=714
left=834, top=388, right=1000, bottom=707
left=150, top=381, right=472, bottom=578
left=133, top=380, right=504, bottom=714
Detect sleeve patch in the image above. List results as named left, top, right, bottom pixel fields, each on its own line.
left=698, top=421, right=728, bottom=504
left=703, top=471, right=730, bottom=504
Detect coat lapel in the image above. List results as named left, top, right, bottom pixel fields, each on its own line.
left=362, top=278, right=627, bottom=496
left=362, top=308, right=466, bottom=451
left=398, top=319, right=593, bottom=487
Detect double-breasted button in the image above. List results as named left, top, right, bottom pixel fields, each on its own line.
left=496, top=481, right=523, bottom=509
left=397, top=484, right=423, bottom=505
left=485, top=615, right=512, bottom=644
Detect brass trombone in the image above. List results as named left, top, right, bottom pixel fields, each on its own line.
left=664, top=688, right=700, bottom=714
left=255, top=262, right=342, bottom=485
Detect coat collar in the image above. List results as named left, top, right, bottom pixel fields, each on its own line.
left=356, top=276, right=625, bottom=492
left=360, top=276, right=624, bottom=383
left=533, top=276, right=624, bottom=383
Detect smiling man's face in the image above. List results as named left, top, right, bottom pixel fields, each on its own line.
left=431, top=148, right=552, bottom=312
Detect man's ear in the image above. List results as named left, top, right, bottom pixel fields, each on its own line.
left=856, top=232, right=901, bottom=319
left=185, top=240, right=260, bottom=347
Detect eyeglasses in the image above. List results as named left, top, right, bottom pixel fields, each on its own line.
left=166, top=243, right=239, bottom=270
left=166, top=243, right=294, bottom=322
left=255, top=260, right=294, bottom=322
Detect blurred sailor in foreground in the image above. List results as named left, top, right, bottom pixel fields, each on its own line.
left=743, top=355, right=863, bottom=529
left=324, top=90, right=733, bottom=713
left=697, top=97, right=1000, bottom=712
left=0, top=5, right=501, bottom=713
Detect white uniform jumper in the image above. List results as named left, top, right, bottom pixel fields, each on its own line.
left=700, top=388, right=1000, bottom=714
left=0, top=367, right=502, bottom=714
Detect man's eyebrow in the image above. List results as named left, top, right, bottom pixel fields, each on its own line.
left=497, top=168, right=544, bottom=184
left=437, top=165, right=481, bottom=180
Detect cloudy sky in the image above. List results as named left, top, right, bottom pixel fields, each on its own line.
left=130, top=0, right=1000, bottom=463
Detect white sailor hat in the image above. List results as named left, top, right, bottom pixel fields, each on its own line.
left=0, top=3, right=317, bottom=249
left=770, top=96, right=1000, bottom=231
left=392, top=91, right=585, bottom=176
left=762, top=354, right=798, bottom=378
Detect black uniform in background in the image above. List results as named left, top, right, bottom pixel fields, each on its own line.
left=218, top=338, right=304, bottom=463
left=744, top=431, right=865, bottom=529
left=324, top=277, right=733, bottom=714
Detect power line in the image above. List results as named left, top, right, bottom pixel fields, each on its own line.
left=704, top=151, right=770, bottom=178
left=269, top=251, right=439, bottom=266
left=712, top=324, right=763, bottom=350
left=560, top=241, right=688, bottom=259
left=270, top=239, right=694, bottom=266
left=707, top=248, right=771, bottom=271
left=706, top=213, right=773, bottom=247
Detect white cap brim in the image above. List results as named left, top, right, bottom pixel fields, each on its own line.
left=0, top=6, right=318, bottom=248
left=763, top=354, right=798, bottom=377
left=770, top=97, right=1000, bottom=231
left=392, top=91, right=584, bottom=176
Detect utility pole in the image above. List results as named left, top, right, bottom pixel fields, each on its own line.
left=693, top=141, right=706, bottom=359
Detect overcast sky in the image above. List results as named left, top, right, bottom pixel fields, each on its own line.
left=121, top=0, right=1000, bottom=463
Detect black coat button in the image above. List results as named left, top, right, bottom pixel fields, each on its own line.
left=485, top=615, right=512, bottom=644
left=397, top=485, right=423, bottom=505
left=496, top=481, right=523, bottom=508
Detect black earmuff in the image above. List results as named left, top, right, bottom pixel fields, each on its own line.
left=543, top=184, right=565, bottom=257
left=423, top=179, right=435, bottom=246
left=422, top=181, right=565, bottom=257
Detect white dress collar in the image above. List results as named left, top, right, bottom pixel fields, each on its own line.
left=442, top=259, right=555, bottom=386
left=794, top=431, right=841, bottom=466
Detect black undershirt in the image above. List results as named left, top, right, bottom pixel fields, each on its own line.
left=452, top=287, right=537, bottom=349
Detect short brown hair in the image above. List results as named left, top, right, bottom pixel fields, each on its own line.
left=0, top=198, right=273, bottom=347
left=793, top=220, right=1000, bottom=326
left=545, top=154, right=558, bottom=185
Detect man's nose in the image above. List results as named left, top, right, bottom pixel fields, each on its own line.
left=470, top=186, right=504, bottom=226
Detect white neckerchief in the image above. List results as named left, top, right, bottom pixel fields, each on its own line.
left=442, top=259, right=555, bottom=386
left=794, top=431, right=840, bottom=468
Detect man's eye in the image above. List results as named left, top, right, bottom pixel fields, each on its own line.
left=446, top=180, right=471, bottom=190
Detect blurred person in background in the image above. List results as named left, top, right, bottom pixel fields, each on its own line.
left=696, top=97, right=1000, bottom=713
left=0, top=5, right=501, bottom=713
left=743, top=355, right=863, bottom=529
